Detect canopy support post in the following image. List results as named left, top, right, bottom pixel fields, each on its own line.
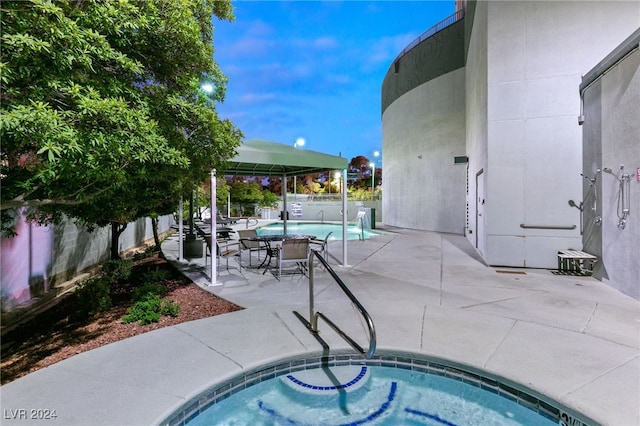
left=209, top=169, right=221, bottom=286
left=342, top=168, right=348, bottom=267
left=282, top=173, right=288, bottom=235
left=178, top=197, right=184, bottom=261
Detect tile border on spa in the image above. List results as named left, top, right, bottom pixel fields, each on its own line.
left=161, top=352, right=593, bottom=426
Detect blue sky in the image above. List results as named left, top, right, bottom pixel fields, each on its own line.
left=213, top=1, right=455, bottom=163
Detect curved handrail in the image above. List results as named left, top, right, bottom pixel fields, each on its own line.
left=244, top=217, right=259, bottom=229
left=305, top=250, right=376, bottom=358
left=389, top=8, right=466, bottom=71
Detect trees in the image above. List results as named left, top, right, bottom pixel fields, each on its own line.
left=349, top=156, right=371, bottom=175
left=1, top=0, right=242, bottom=256
left=229, top=179, right=264, bottom=216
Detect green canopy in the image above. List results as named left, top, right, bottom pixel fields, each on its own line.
left=191, top=138, right=350, bottom=286
left=224, top=138, right=347, bottom=176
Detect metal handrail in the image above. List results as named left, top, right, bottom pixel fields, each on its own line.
left=520, top=224, right=576, bottom=230
left=244, top=217, right=259, bottom=229
left=389, top=8, right=466, bottom=70
left=301, top=250, right=376, bottom=358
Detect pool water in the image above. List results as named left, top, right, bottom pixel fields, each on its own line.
left=256, top=222, right=380, bottom=241
left=186, top=365, right=556, bottom=425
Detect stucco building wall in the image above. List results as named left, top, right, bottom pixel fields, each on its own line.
left=480, top=1, right=639, bottom=268
left=464, top=0, right=489, bottom=256
left=382, top=1, right=639, bottom=274
left=382, top=68, right=467, bottom=233
left=381, top=17, right=467, bottom=234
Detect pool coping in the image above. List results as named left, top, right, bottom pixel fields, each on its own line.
left=161, top=349, right=595, bottom=426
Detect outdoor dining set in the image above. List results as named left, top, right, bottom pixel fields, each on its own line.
left=194, top=222, right=331, bottom=280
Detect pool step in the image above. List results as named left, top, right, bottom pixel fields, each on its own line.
left=281, top=365, right=371, bottom=396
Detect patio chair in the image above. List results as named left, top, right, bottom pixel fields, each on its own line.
left=237, top=229, right=268, bottom=266
left=203, top=236, right=242, bottom=271
left=310, top=231, right=333, bottom=261
left=275, top=238, right=310, bottom=280
left=216, top=213, right=237, bottom=225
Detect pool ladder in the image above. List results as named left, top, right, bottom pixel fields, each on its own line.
left=295, top=250, right=377, bottom=358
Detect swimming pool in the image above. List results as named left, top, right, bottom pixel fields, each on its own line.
left=164, top=353, right=590, bottom=426
left=256, top=221, right=382, bottom=240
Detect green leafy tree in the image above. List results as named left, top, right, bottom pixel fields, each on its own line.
left=349, top=156, right=371, bottom=175
left=1, top=0, right=243, bottom=254
left=261, top=190, right=278, bottom=208
left=195, top=177, right=231, bottom=217
left=308, top=180, right=322, bottom=194
left=266, top=177, right=283, bottom=195
left=2, top=1, right=181, bottom=214
left=230, top=179, right=264, bottom=216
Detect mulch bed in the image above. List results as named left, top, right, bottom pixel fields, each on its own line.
left=1, top=251, right=242, bottom=385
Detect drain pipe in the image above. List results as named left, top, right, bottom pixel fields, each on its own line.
left=579, top=30, right=639, bottom=126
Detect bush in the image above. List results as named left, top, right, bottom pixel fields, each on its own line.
left=74, top=276, right=112, bottom=319
left=133, top=245, right=159, bottom=261
left=140, top=267, right=169, bottom=285
left=102, top=259, right=133, bottom=283
left=122, top=295, right=180, bottom=325
left=132, top=282, right=167, bottom=301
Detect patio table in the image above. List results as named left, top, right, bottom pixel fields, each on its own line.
left=248, top=234, right=315, bottom=271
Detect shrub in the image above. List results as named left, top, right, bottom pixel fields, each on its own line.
left=102, top=259, right=133, bottom=283
left=144, top=245, right=159, bottom=256
left=132, top=282, right=167, bottom=301
left=132, top=245, right=158, bottom=261
left=141, top=267, right=169, bottom=285
left=74, top=276, right=112, bottom=319
left=122, top=294, right=180, bottom=325
left=161, top=299, right=180, bottom=317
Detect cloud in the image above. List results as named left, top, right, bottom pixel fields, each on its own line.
left=224, top=37, right=275, bottom=57
left=364, top=33, right=417, bottom=67
left=326, top=74, right=352, bottom=85
left=218, top=19, right=277, bottom=57
left=312, top=36, right=339, bottom=49
left=239, top=92, right=277, bottom=105
left=244, top=19, right=275, bottom=38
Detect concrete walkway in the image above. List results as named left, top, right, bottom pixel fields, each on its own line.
left=1, top=225, right=638, bottom=425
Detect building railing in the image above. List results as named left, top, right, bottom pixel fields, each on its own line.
left=390, top=8, right=466, bottom=69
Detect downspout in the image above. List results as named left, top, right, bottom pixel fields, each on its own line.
left=579, top=30, right=639, bottom=126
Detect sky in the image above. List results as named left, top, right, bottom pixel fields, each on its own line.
left=212, top=1, right=456, bottom=163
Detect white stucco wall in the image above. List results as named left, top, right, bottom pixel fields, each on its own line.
left=465, top=0, right=489, bottom=257
left=382, top=68, right=467, bottom=234
left=381, top=0, right=638, bottom=270
left=481, top=1, right=639, bottom=267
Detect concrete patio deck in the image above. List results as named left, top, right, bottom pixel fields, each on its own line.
left=1, top=224, right=638, bottom=425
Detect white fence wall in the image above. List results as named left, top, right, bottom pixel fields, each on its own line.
left=273, top=199, right=382, bottom=223
left=1, top=213, right=175, bottom=314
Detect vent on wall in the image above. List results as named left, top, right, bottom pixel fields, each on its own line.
left=454, top=156, right=468, bottom=164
